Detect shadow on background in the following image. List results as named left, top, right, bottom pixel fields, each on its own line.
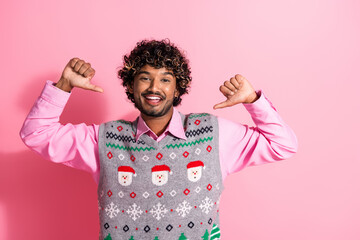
left=0, top=150, right=100, bottom=240
left=3, top=72, right=139, bottom=239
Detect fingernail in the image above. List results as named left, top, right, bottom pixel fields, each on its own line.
left=230, top=92, right=234, bottom=95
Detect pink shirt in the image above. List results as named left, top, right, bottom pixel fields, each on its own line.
left=20, top=81, right=298, bottom=185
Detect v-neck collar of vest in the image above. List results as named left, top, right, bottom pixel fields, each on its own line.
left=131, top=112, right=188, bottom=149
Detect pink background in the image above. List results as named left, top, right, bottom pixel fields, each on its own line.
left=1, top=0, right=359, bottom=239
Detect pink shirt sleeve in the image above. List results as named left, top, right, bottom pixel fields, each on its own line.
left=19, top=80, right=100, bottom=184
left=20, top=82, right=298, bottom=185
left=218, top=90, right=298, bottom=182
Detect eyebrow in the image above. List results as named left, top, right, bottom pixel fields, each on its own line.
left=137, top=71, right=175, bottom=77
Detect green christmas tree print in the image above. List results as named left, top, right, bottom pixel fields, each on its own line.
left=202, top=229, right=209, bottom=240
left=153, top=237, right=159, bottom=240
left=210, top=224, right=221, bottom=240
left=178, top=232, right=188, bottom=240
left=129, top=236, right=134, bottom=240
left=104, top=233, right=112, bottom=240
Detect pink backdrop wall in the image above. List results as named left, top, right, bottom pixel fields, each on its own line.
left=1, top=0, right=359, bottom=239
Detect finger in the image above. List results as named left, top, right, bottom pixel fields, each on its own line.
left=213, top=100, right=230, bottom=110
left=83, top=67, right=95, bottom=78
left=92, top=85, right=104, bottom=93
left=230, top=77, right=240, bottom=89
left=235, top=74, right=246, bottom=83
left=219, top=85, right=234, bottom=97
left=86, top=82, right=104, bottom=93
left=79, top=63, right=91, bottom=75
left=70, top=58, right=80, bottom=68
left=224, top=79, right=237, bottom=92
left=74, top=60, right=85, bottom=72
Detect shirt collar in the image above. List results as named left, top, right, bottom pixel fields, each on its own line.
left=135, top=108, right=187, bottom=142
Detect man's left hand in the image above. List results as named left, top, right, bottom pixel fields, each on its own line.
left=213, top=74, right=259, bottom=109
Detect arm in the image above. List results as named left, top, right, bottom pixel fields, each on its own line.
left=218, top=89, right=298, bottom=180
left=214, top=74, right=298, bottom=180
left=19, top=58, right=103, bottom=184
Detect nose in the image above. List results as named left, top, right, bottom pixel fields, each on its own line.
left=148, top=78, right=161, bottom=92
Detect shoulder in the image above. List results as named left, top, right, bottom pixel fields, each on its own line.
left=183, top=112, right=218, bottom=127
left=99, top=119, right=136, bottom=133
left=185, top=112, right=217, bottom=120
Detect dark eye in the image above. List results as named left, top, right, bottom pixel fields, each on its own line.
left=162, top=79, right=170, bottom=82
left=140, top=77, right=150, bottom=80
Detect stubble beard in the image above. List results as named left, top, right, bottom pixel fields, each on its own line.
left=134, top=97, right=174, bottom=118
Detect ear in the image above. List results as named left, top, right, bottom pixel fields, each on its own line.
left=175, top=88, right=180, bottom=98
left=127, top=82, right=134, bottom=94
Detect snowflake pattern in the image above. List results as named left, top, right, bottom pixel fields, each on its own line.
left=126, top=203, right=143, bottom=221
left=150, top=202, right=169, bottom=220
left=176, top=200, right=192, bottom=217
left=199, top=196, right=214, bottom=214
left=105, top=202, right=120, bottom=219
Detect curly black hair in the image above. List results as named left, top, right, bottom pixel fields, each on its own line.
left=117, top=38, right=192, bottom=106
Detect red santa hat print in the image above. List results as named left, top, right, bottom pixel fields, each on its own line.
left=118, top=166, right=136, bottom=177
left=187, top=160, right=205, bottom=169
left=151, top=164, right=173, bottom=175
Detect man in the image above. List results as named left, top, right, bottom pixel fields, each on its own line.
left=20, top=39, right=298, bottom=240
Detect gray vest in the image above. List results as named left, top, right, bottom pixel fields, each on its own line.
left=97, top=112, right=224, bottom=240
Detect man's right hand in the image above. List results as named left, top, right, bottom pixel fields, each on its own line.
left=55, top=58, right=104, bottom=93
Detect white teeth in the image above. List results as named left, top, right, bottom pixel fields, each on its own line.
left=146, top=96, right=161, bottom=100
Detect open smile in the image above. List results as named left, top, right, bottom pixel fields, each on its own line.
left=142, top=94, right=164, bottom=106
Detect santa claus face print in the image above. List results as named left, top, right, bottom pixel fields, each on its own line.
left=118, top=166, right=136, bottom=186
left=118, top=172, right=133, bottom=186
left=152, top=170, right=169, bottom=186
left=187, top=166, right=203, bottom=182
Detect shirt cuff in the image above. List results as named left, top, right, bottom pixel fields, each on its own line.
left=242, top=89, right=278, bottom=112
left=40, top=80, right=71, bottom=108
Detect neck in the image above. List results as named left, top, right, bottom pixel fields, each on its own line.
left=141, top=108, right=174, bottom=137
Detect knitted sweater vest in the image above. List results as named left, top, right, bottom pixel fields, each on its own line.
left=97, top=112, right=224, bottom=240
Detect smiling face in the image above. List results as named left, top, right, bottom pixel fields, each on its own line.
left=118, top=172, right=133, bottom=186
left=129, top=65, right=179, bottom=118
left=187, top=166, right=203, bottom=182
left=152, top=171, right=169, bottom=186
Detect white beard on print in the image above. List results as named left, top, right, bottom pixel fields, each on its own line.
left=187, top=166, right=203, bottom=182
left=118, top=172, right=133, bottom=186
left=152, top=171, right=169, bottom=186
